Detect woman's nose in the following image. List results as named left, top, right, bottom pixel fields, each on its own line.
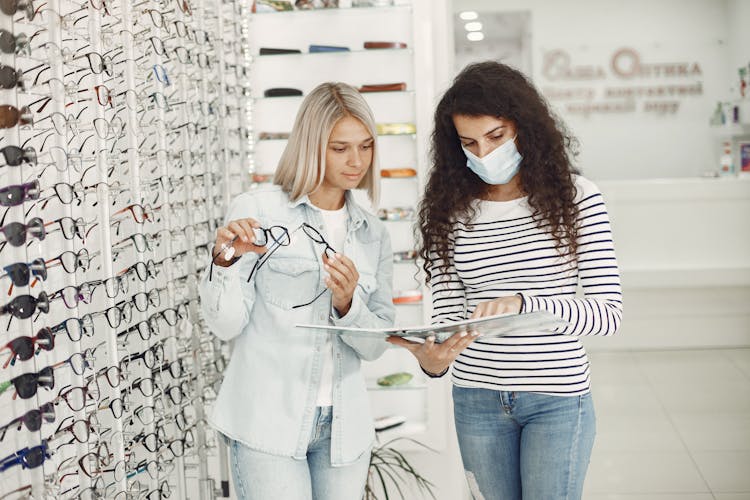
left=348, top=149, right=362, bottom=167
left=476, top=141, right=496, bottom=159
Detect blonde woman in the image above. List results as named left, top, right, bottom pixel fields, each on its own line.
left=199, top=82, right=395, bottom=499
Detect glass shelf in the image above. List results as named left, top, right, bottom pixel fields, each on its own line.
left=374, top=421, right=428, bottom=439
left=253, top=47, right=412, bottom=59
left=252, top=90, right=415, bottom=101
left=256, top=133, right=416, bottom=141
left=251, top=4, right=412, bottom=16
left=367, top=381, right=426, bottom=391
left=711, top=124, right=750, bottom=138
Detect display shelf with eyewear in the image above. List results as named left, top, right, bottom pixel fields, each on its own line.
left=0, top=0, right=248, bottom=495
left=247, top=0, right=447, bottom=452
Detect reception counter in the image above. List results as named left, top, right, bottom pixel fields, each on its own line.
left=585, top=177, right=750, bottom=349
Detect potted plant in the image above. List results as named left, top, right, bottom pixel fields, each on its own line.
left=365, top=437, right=437, bottom=500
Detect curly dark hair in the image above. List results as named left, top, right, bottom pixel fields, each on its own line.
left=419, top=61, right=581, bottom=282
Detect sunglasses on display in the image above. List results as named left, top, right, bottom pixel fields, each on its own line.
left=0, top=366, right=54, bottom=400
left=0, top=180, right=40, bottom=207
left=0, top=104, right=32, bottom=128
left=1, top=328, right=55, bottom=368
left=0, top=402, right=55, bottom=442
left=0, top=441, right=51, bottom=473
left=0, top=0, right=36, bottom=19
left=0, top=217, right=45, bottom=252
left=0, top=290, right=49, bottom=320
left=0, top=63, right=25, bottom=90
left=1, top=257, right=47, bottom=288
left=0, top=30, right=29, bottom=55
left=0, top=145, right=36, bottom=166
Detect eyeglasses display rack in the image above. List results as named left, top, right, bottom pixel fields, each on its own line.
left=0, top=0, right=250, bottom=496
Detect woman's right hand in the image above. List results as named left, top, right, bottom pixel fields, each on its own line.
left=212, top=218, right=267, bottom=265
left=386, top=331, right=479, bottom=375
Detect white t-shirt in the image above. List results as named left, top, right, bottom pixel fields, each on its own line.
left=315, top=204, right=348, bottom=406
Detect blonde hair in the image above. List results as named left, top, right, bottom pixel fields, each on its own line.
left=273, top=82, right=379, bottom=205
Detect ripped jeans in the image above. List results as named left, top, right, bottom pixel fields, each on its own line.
left=453, top=386, right=596, bottom=500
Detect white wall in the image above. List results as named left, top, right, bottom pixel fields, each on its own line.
left=452, top=0, right=737, bottom=181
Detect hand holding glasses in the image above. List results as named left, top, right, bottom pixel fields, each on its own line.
left=211, top=217, right=277, bottom=264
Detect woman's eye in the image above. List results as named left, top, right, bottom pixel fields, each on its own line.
left=333, top=148, right=346, bottom=153
left=361, top=144, right=372, bottom=150
left=491, top=135, right=504, bottom=141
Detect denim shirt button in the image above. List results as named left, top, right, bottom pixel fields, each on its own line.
left=318, top=313, right=326, bottom=321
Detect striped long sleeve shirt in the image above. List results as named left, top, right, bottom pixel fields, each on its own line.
left=430, top=175, right=622, bottom=395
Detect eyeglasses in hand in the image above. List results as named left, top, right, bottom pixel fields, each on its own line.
left=240, top=222, right=337, bottom=309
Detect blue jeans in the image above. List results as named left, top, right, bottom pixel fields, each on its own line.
left=229, top=406, right=370, bottom=500
left=453, top=386, right=596, bottom=500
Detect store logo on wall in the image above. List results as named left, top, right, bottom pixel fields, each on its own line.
left=540, top=46, right=704, bottom=117
left=610, top=48, right=702, bottom=79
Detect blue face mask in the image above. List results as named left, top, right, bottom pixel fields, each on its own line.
left=462, top=137, right=522, bottom=185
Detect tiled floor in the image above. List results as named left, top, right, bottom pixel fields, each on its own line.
left=583, top=348, right=750, bottom=500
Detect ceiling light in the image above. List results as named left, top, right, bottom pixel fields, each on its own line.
left=467, top=32, right=485, bottom=42
left=459, top=11, right=478, bottom=20
left=464, top=21, right=483, bottom=32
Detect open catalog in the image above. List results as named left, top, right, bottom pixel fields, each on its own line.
left=296, top=310, right=569, bottom=343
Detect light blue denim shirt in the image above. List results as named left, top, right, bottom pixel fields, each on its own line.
left=199, top=185, right=394, bottom=466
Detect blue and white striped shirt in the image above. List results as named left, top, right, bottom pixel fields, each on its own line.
left=430, top=176, right=622, bottom=395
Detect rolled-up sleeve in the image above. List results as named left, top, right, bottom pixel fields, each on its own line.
left=336, top=226, right=394, bottom=361
left=198, top=193, right=260, bottom=342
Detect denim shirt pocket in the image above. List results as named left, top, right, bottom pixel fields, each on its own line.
left=257, top=257, right=320, bottom=310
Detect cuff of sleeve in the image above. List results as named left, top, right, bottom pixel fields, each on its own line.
left=518, top=293, right=537, bottom=313
left=209, top=263, right=239, bottom=288
left=421, top=365, right=449, bottom=378
left=330, top=292, right=364, bottom=327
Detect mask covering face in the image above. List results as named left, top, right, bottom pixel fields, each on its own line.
left=461, top=136, right=522, bottom=185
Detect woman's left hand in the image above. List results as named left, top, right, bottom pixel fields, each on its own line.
left=323, top=252, right=359, bottom=316
left=471, top=295, right=523, bottom=318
